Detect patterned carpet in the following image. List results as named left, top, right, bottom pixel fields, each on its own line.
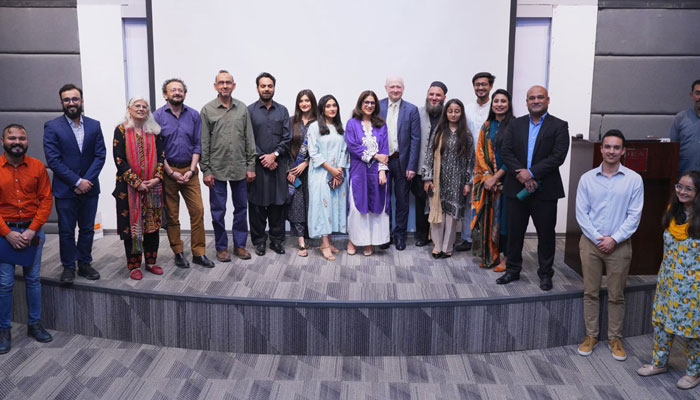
left=34, top=234, right=657, bottom=302
left=1, top=325, right=698, bottom=400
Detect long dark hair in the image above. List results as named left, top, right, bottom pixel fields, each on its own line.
left=432, top=98, right=472, bottom=157
left=351, top=90, right=385, bottom=128
left=486, top=89, right=514, bottom=151
left=317, top=95, right=344, bottom=135
left=291, top=89, right=317, bottom=157
left=663, top=170, right=700, bottom=238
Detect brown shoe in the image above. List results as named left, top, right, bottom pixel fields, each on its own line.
left=216, top=249, right=232, bottom=262
left=234, top=248, right=251, bottom=260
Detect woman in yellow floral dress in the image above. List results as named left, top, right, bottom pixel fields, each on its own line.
left=638, top=171, right=700, bottom=390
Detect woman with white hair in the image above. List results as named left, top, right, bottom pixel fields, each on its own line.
left=112, top=97, right=165, bottom=280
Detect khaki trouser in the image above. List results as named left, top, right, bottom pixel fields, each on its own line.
left=431, top=214, right=459, bottom=254
left=164, top=165, right=206, bottom=256
left=579, top=235, right=632, bottom=340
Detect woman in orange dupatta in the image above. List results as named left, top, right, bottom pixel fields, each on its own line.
left=471, top=89, right=513, bottom=269
left=112, top=97, right=165, bottom=280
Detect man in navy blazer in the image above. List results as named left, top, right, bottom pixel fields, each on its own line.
left=44, top=84, right=106, bottom=283
left=379, top=76, right=421, bottom=250
left=496, top=86, right=569, bottom=291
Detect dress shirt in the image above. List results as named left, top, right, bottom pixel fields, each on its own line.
left=575, top=163, right=644, bottom=245
left=387, top=100, right=400, bottom=155
left=200, top=97, right=257, bottom=181
left=669, top=108, right=700, bottom=176
left=65, top=114, right=84, bottom=186
left=527, top=112, right=547, bottom=174
left=465, top=100, right=490, bottom=147
left=0, top=153, right=53, bottom=237
left=153, top=103, right=201, bottom=163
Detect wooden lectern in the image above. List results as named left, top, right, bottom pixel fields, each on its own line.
left=564, top=138, right=679, bottom=275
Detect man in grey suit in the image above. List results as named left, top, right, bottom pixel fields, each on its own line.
left=379, top=76, right=421, bottom=250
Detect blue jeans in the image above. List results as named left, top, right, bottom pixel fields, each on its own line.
left=0, top=228, right=45, bottom=329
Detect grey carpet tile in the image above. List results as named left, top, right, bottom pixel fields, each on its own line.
left=32, top=234, right=657, bottom=302
left=2, top=325, right=700, bottom=399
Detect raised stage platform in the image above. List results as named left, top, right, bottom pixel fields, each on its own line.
left=11, top=234, right=657, bottom=356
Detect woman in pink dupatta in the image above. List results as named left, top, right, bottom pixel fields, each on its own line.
left=112, top=97, right=165, bottom=280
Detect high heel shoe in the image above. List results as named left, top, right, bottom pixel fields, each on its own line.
left=320, top=246, right=336, bottom=261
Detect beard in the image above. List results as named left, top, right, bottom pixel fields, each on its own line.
left=3, top=143, right=27, bottom=156
left=425, top=99, right=444, bottom=117
left=167, top=97, right=184, bottom=106
left=259, top=92, right=274, bottom=102
left=63, top=103, right=83, bottom=120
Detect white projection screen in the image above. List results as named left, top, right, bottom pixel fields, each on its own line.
left=151, top=0, right=512, bottom=114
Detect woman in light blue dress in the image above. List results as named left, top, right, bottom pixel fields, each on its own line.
left=307, top=95, right=348, bottom=261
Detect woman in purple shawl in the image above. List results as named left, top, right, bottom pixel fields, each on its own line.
left=345, top=90, right=391, bottom=256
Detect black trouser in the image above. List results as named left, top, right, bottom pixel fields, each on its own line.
left=388, top=156, right=411, bottom=240
left=505, top=196, right=557, bottom=279
left=410, top=174, right=430, bottom=241
left=248, top=202, right=286, bottom=246
left=123, top=231, right=159, bottom=270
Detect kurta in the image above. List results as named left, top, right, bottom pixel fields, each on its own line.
left=652, top=227, right=700, bottom=338
left=345, top=118, right=390, bottom=245
left=423, top=129, right=475, bottom=219
left=471, top=120, right=507, bottom=266
left=247, top=100, right=291, bottom=206
left=345, top=118, right=390, bottom=214
left=111, top=125, right=165, bottom=241
left=287, top=120, right=312, bottom=227
left=307, top=122, right=348, bottom=238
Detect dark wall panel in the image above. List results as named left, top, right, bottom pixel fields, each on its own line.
left=0, top=8, right=80, bottom=53
left=588, top=114, right=675, bottom=140
left=0, top=54, right=82, bottom=111
left=596, top=9, right=700, bottom=55
left=0, top=111, right=62, bottom=163
left=591, top=56, right=700, bottom=114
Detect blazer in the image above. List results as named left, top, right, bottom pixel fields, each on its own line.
left=501, top=113, right=569, bottom=200
left=379, top=98, right=421, bottom=173
left=43, top=115, right=106, bottom=199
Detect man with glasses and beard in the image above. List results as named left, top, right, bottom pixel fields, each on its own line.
left=416, top=81, right=447, bottom=247
left=154, top=78, right=215, bottom=269
left=247, top=72, right=291, bottom=256
left=0, top=124, right=54, bottom=353
left=44, top=84, right=106, bottom=283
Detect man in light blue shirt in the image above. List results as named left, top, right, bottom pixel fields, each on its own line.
left=669, top=79, right=700, bottom=177
left=575, top=129, right=644, bottom=362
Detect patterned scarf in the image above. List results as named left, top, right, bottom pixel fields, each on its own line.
left=123, top=126, right=161, bottom=253
left=428, top=133, right=444, bottom=224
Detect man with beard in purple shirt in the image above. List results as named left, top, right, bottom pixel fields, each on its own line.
left=154, top=78, right=215, bottom=269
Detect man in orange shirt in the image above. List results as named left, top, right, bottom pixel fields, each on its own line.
left=0, top=124, right=53, bottom=354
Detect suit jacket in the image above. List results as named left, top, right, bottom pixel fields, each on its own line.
left=379, top=98, right=421, bottom=173
left=43, top=115, right=106, bottom=199
left=501, top=113, right=569, bottom=200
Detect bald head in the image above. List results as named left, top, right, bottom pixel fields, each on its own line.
left=385, top=76, right=405, bottom=103
left=526, top=85, right=550, bottom=118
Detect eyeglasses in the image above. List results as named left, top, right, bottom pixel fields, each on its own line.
left=363, top=101, right=376, bottom=106
left=675, top=183, right=696, bottom=193
left=62, top=97, right=81, bottom=104
left=474, top=82, right=490, bottom=88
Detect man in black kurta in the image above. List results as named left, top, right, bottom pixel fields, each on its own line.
left=247, top=72, right=291, bottom=256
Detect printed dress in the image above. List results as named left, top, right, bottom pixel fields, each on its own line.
left=651, top=228, right=700, bottom=338
left=307, top=122, right=349, bottom=238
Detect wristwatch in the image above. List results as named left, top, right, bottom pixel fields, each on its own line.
left=273, top=151, right=279, bottom=158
